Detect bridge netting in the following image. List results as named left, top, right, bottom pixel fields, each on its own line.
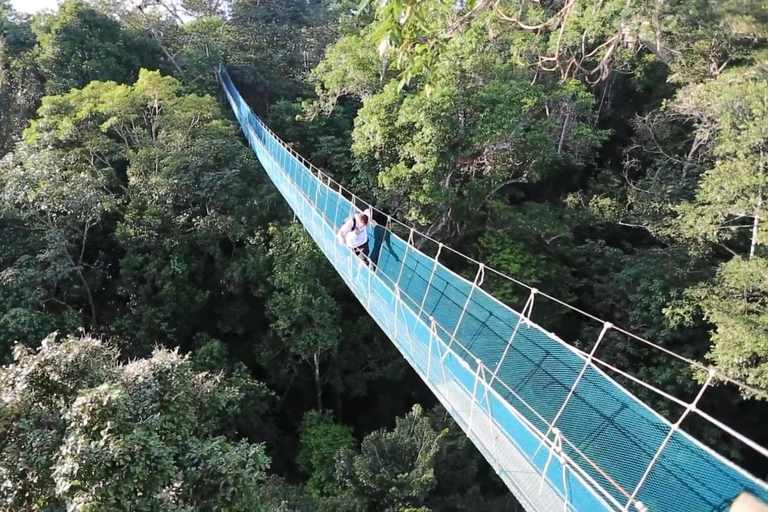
left=219, top=67, right=768, bottom=512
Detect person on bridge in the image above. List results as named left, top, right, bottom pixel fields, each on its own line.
left=337, top=209, right=372, bottom=265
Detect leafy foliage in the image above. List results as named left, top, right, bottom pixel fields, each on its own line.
left=335, top=404, right=444, bottom=510
left=366, top=0, right=767, bottom=87
left=350, top=21, right=607, bottom=236
left=263, top=222, right=342, bottom=409
left=0, top=3, right=40, bottom=157
left=0, top=334, right=270, bottom=510
left=297, top=410, right=355, bottom=497
left=0, top=69, right=269, bottom=354
left=0, top=0, right=767, bottom=507
left=32, top=0, right=161, bottom=94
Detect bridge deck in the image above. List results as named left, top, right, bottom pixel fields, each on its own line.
left=219, top=67, right=768, bottom=512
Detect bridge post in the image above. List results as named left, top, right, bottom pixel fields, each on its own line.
left=320, top=175, right=330, bottom=215
left=622, top=369, right=716, bottom=512
left=310, top=169, right=322, bottom=235
left=561, top=458, right=571, bottom=512
left=393, top=285, right=400, bottom=339
left=538, top=428, right=573, bottom=512
left=478, top=364, right=502, bottom=473
left=535, top=322, right=613, bottom=460
left=394, top=286, right=414, bottom=358
left=427, top=316, right=434, bottom=377
left=366, top=264, right=373, bottom=309
left=443, top=264, right=485, bottom=361
left=418, top=243, right=444, bottom=318
left=395, top=228, right=416, bottom=288
left=540, top=428, right=563, bottom=495
left=334, top=182, right=343, bottom=226
left=331, top=183, right=345, bottom=277
left=430, top=317, right=448, bottom=386
left=301, top=159, right=309, bottom=196
left=467, top=358, right=483, bottom=439
left=489, top=288, right=538, bottom=386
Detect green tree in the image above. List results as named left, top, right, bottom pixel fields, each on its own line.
left=476, top=201, right=582, bottom=330
left=192, top=336, right=275, bottom=443
left=661, top=59, right=767, bottom=393
left=331, top=404, right=518, bottom=511
left=0, top=333, right=270, bottom=510
left=108, top=71, right=265, bottom=351
left=677, top=257, right=768, bottom=394
left=3, top=69, right=268, bottom=353
left=348, top=21, right=606, bottom=238
left=129, top=0, right=349, bottom=104
left=0, top=2, right=41, bottom=157
left=258, top=475, right=363, bottom=512
left=335, top=404, right=445, bottom=510
left=670, top=60, right=767, bottom=257
left=365, top=0, right=766, bottom=86
left=32, top=0, right=161, bottom=94
left=425, top=407, right=521, bottom=512
left=0, top=144, right=118, bottom=326
left=297, top=410, right=356, bottom=497
left=263, top=222, right=342, bottom=410
left=310, top=33, right=384, bottom=115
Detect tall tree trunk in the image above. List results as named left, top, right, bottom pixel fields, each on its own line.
left=751, top=186, right=762, bottom=259
left=313, top=352, right=322, bottom=411
left=557, top=112, right=571, bottom=155
left=77, top=222, right=97, bottom=325
left=54, top=217, right=98, bottom=326
left=78, top=269, right=98, bottom=326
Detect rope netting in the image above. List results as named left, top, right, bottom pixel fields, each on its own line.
left=219, top=67, right=768, bottom=512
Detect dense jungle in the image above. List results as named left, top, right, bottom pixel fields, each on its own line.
left=0, top=0, right=766, bottom=509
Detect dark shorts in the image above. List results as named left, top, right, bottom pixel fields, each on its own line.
left=353, top=241, right=369, bottom=260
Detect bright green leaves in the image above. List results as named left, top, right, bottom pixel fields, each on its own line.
left=297, top=410, right=356, bottom=497
left=367, top=0, right=637, bottom=85
left=1, top=145, right=117, bottom=220
left=1, top=69, right=264, bottom=348
left=262, top=222, right=342, bottom=408
left=670, top=60, right=768, bottom=254
left=368, top=0, right=450, bottom=89
left=690, top=257, right=768, bottom=393
left=351, top=62, right=605, bottom=233
left=0, top=334, right=270, bottom=510
left=266, top=222, right=341, bottom=360
left=652, top=0, right=767, bottom=84
left=593, top=57, right=768, bottom=395
left=32, top=0, right=158, bottom=94
left=367, top=0, right=764, bottom=86
left=335, top=404, right=444, bottom=510
left=310, top=34, right=384, bottom=114
left=666, top=62, right=768, bottom=388
left=667, top=256, right=768, bottom=395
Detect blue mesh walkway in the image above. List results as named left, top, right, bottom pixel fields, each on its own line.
left=219, top=68, right=768, bottom=512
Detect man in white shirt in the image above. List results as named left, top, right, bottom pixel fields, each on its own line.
left=337, top=209, right=371, bottom=264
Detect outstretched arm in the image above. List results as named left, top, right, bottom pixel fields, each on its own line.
left=337, top=217, right=353, bottom=244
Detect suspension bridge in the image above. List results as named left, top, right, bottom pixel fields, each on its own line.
left=218, top=67, right=768, bottom=512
